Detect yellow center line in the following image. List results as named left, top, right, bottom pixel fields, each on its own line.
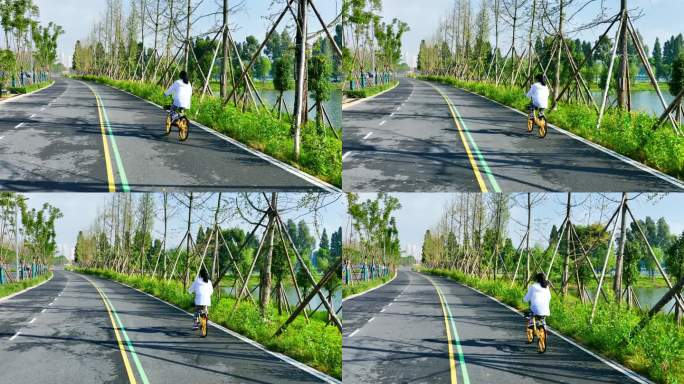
left=427, top=82, right=489, bottom=192
left=85, top=277, right=137, bottom=384
left=428, top=277, right=458, bottom=383
left=94, top=93, right=117, bottom=192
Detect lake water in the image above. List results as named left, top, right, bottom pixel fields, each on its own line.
left=590, top=91, right=675, bottom=117
left=587, top=286, right=676, bottom=314
left=245, top=89, right=342, bottom=128
left=221, top=284, right=342, bottom=313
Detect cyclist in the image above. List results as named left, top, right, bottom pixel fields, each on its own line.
left=526, top=74, right=549, bottom=124
left=188, top=267, right=214, bottom=330
left=164, top=70, right=192, bottom=116
left=523, top=272, right=551, bottom=327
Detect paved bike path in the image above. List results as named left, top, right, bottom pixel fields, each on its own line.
left=343, top=78, right=480, bottom=192
left=343, top=269, right=649, bottom=384
left=0, top=270, right=333, bottom=383
left=343, top=77, right=682, bottom=192
left=0, top=76, right=329, bottom=192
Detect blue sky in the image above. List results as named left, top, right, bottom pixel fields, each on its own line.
left=21, top=193, right=346, bottom=260
left=33, top=0, right=343, bottom=67
left=358, top=193, right=684, bottom=262
left=377, top=0, right=681, bottom=67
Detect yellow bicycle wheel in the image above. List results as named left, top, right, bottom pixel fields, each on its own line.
left=538, top=118, right=548, bottom=138
left=200, top=315, right=208, bottom=338
left=527, top=118, right=534, bottom=133
left=165, top=115, right=172, bottom=135
left=526, top=327, right=534, bottom=344
left=178, top=118, right=189, bottom=141
left=537, top=327, right=547, bottom=353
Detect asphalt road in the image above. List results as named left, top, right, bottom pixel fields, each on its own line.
left=342, top=269, right=650, bottom=384
left=342, top=77, right=684, bottom=192
left=0, top=270, right=336, bottom=384
left=0, top=76, right=331, bottom=192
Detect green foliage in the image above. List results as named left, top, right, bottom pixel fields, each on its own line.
left=344, top=80, right=398, bottom=98
left=74, top=267, right=341, bottom=379
left=71, top=75, right=341, bottom=186
left=420, top=75, right=684, bottom=180
left=0, top=272, right=52, bottom=299
left=669, top=53, right=684, bottom=97
left=0, top=49, right=16, bottom=90
left=423, top=268, right=684, bottom=384
left=272, top=55, right=293, bottom=93
left=308, top=54, right=333, bottom=104
left=254, top=56, right=272, bottom=82
left=31, top=22, right=64, bottom=70
left=666, top=231, right=684, bottom=281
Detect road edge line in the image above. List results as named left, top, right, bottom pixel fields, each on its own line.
left=0, top=273, right=53, bottom=303
left=75, top=272, right=340, bottom=384
left=442, top=82, right=684, bottom=191
left=425, top=273, right=654, bottom=384
left=81, top=80, right=340, bottom=193
left=0, top=81, right=56, bottom=105
left=342, top=80, right=401, bottom=110
left=342, top=269, right=398, bottom=302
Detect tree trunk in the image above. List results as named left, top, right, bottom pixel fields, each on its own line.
left=614, top=193, right=627, bottom=305
left=259, top=193, right=277, bottom=316
left=292, top=0, right=308, bottom=161
left=220, top=0, right=229, bottom=99
left=561, top=193, right=571, bottom=296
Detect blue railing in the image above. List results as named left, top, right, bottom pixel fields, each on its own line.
left=348, top=72, right=394, bottom=91
left=0, top=263, right=49, bottom=284
left=343, top=263, right=391, bottom=285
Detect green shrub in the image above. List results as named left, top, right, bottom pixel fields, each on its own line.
left=7, top=80, right=53, bottom=95
left=0, top=272, right=52, bottom=299
left=344, top=80, right=399, bottom=99
left=419, top=75, right=684, bottom=180
left=423, top=268, right=684, bottom=384
left=73, top=267, right=341, bottom=379
left=72, top=75, right=341, bottom=187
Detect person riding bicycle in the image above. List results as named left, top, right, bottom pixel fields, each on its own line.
left=164, top=70, right=192, bottom=117
left=526, top=74, right=549, bottom=122
left=188, top=267, right=213, bottom=330
left=523, top=272, right=551, bottom=326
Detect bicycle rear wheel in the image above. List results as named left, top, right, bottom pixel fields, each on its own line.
left=537, top=327, right=547, bottom=353
left=178, top=117, right=189, bottom=141
left=200, top=314, right=208, bottom=338
left=538, top=118, right=547, bottom=138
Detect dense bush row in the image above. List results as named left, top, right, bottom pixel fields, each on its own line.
left=344, top=80, right=399, bottom=99
left=73, top=75, right=341, bottom=186
left=0, top=272, right=52, bottom=299
left=73, top=267, right=342, bottom=379
left=423, top=268, right=684, bottom=384
left=419, top=75, right=684, bottom=180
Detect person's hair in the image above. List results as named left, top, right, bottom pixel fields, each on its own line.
left=536, top=74, right=546, bottom=86
left=180, top=70, right=189, bottom=85
left=199, top=268, right=209, bottom=283
left=535, top=272, right=549, bottom=288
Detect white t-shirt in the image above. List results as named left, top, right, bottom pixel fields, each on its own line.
left=524, top=282, right=551, bottom=316
left=527, top=82, right=550, bottom=109
left=165, top=79, right=192, bottom=109
left=188, top=277, right=214, bottom=306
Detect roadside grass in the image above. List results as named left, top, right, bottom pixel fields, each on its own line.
left=344, top=80, right=399, bottom=99
left=2, top=80, right=53, bottom=97
left=422, top=268, right=684, bottom=384
left=419, top=75, right=684, bottom=181
left=343, top=270, right=396, bottom=298
left=72, top=267, right=341, bottom=379
left=0, top=272, right=52, bottom=299
left=72, top=75, right=341, bottom=187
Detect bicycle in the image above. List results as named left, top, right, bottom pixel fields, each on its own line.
left=165, top=101, right=190, bottom=141
left=195, top=306, right=209, bottom=338
left=525, top=311, right=547, bottom=353
left=527, top=106, right=548, bottom=138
